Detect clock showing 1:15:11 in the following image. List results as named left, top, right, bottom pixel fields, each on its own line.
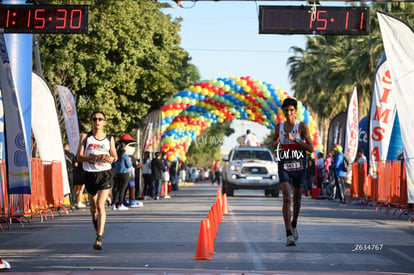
left=0, top=5, right=89, bottom=34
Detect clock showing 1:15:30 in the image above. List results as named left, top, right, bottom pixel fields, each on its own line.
left=0, top=5, right=89, bottom=34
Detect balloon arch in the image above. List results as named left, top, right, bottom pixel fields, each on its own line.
left=160, top=76, right=322, bottom=162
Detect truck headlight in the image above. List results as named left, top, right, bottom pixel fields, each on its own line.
left=230, top=165, right=240, bottom=171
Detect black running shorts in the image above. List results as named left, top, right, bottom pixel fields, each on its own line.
left=84, top=170, right=113, bottom=195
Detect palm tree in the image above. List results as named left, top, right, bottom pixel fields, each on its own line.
left=286, top=3, right=414, bottom=153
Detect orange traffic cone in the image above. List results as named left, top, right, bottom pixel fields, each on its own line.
left=194, top=220, right=211, bottom=260
left=216, top=188, right=223, bottom=209
left=222, top=193, right=229, bottom=214
left=205, top=217, right=215, bottom=254
left=215, top=202, right=223, bottom=223
left=208, top=211, right=217, bottom=239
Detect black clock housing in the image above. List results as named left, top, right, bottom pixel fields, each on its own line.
left=259, top=5, right=370, bottom=35
left=0, top=5, right=88, bottom=34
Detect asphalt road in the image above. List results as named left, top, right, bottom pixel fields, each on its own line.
left=0, top=181, right=413, bottom=274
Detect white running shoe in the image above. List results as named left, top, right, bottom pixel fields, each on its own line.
left=286, top=235, right=296, bottom=246
left=293, top=227, right=299, bottom=242
left=0, top=258, right=11, bottom=270
left=117, top=205, right=129, bottom=210
left=129, top=200, right=144, bottom=208
left=111, top=205, right=117, bottom=211
left=76, top=202, right=86, bottom=209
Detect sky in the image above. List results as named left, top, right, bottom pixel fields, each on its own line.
left=160, top=1, right=344, bottom=155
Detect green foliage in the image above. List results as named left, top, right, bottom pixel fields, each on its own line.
left=186, top=121, right=234, bottom=167
left=38, top=0, right=199, bottom=136
left=288, top=3, right=414, bottom=121
left=287, top=3, right=414, bottom=153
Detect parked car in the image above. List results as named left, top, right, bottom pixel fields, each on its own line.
left=221, top=146, right=279, bottom=197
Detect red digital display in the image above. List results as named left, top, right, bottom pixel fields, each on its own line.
left=0, top=5, right=88, bottom=34
left=259, top=6, right=370, bottom=35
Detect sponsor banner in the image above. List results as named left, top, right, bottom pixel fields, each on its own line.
left=0, top=34, right=31, bottom=194
left=358, top=116, right=369, bottom=159
left=32, top=72, right=70, bottom=196
left=0, top=90, right=4, bottom=160
left=57, top=85, right=80, bottom=154
left=141, top=110, right=162, bottom=156
left=327, top=112, right=347, bottom=151
left=345, top=87, right=359, bottom=162
left=368, top=54, right=396, bottom=177
left=378, top=12, right=414, bottom=203
left=5, top=32, right=32, bottom=168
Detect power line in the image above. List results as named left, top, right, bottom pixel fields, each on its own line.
left=186, top=48, right=291, bottom=53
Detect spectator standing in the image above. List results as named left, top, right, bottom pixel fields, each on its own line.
left=179, top=161, right=187, bottom=183
left=73, top=158, right=86, bottom=208
left=243, top=129, right=260, bottom=146
left=161, top=152, right=171, bottom=198
left=323, top=152, right=334, bottom=197
left=169, top=160, right=179, bottom=191
left=272, top=98, right=314, bottom=247
left=304, top=157, right=315, bottom=198
left=357, top=149, right=367, bottom=164
left=127, top=157, right=143, bottom=206
left=64, top=143, right=77, bottom=206
left=77, top=111, right=117, bottom=250
left=212, top=160, right=221, bottom=186
left=112, top=143, right=132, bottom=210
left=332, top=144, right=347, bottom=204
left=316, top=152, right=324, bottom=191
left=209, top=160, right=216, bottom=185
left=141, top=151, right=153, bottom=200
left=151, top=152, right=164, bottom=200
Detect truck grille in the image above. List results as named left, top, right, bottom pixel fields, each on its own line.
left=241, top=166, right=268, bottom=174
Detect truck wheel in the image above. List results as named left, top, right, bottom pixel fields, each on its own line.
left=271, top=186, right=280, bottom=197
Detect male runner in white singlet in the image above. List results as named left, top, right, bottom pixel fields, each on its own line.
left=272, top=98, right=314, bottom=246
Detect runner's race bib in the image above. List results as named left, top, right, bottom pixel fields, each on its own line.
left=283, top=160, right=303, bottom=171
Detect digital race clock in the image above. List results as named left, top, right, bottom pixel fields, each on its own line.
left=259, top=6, right=370, bottom=35
left=0, top=5, right=89, bottom=34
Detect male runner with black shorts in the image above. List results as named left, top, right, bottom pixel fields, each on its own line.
left=272, top=98, right=314, bottom=246
left=77, top=111, right=117, bottom=250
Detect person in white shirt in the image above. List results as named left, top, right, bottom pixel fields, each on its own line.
left=357, top=149, right=367, bottom=164
left=77, top=111, right=118, bottom=251
left=243, top=129, right=260, bottom=146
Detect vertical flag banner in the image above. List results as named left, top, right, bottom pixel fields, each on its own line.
left=368, top=53, right=397, bottom=177
left=142, top=110, right=162, bottom=155
left=344, top=87, right=359, bottom=162
left=57, top=85, right=80, bottom=155
left=32, top=72, right=70, bottom=196
left=378, top=12, right=414, bottom=203
left=0, top=34, right=31, bottom=194
left=0, top=90, right=4, bottom=160
left=327, top=112, right=347, bottom=151
left=4, top=0, right=32, bottom=170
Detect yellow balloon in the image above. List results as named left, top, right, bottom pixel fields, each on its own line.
left=201, top=88, right=209, bottom=96
left=193, top=86, right=202, bottom=93
left=165, top=110, right=173, bottom=117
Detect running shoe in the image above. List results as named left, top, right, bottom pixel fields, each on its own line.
left=292, top=227, right=299, bottom=242
left=93, top=236, right=103, bottom=250
left=129, top=200, right=143, bottom=208
left=0, top=258, right=11, bottom=270
left=111, top=205, right=117, bottom=211
left=117, top=204, right=129, bottom=210
left=76, top=202, right=86, bottom=209
left=286, top=235, right=296, bottom=247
